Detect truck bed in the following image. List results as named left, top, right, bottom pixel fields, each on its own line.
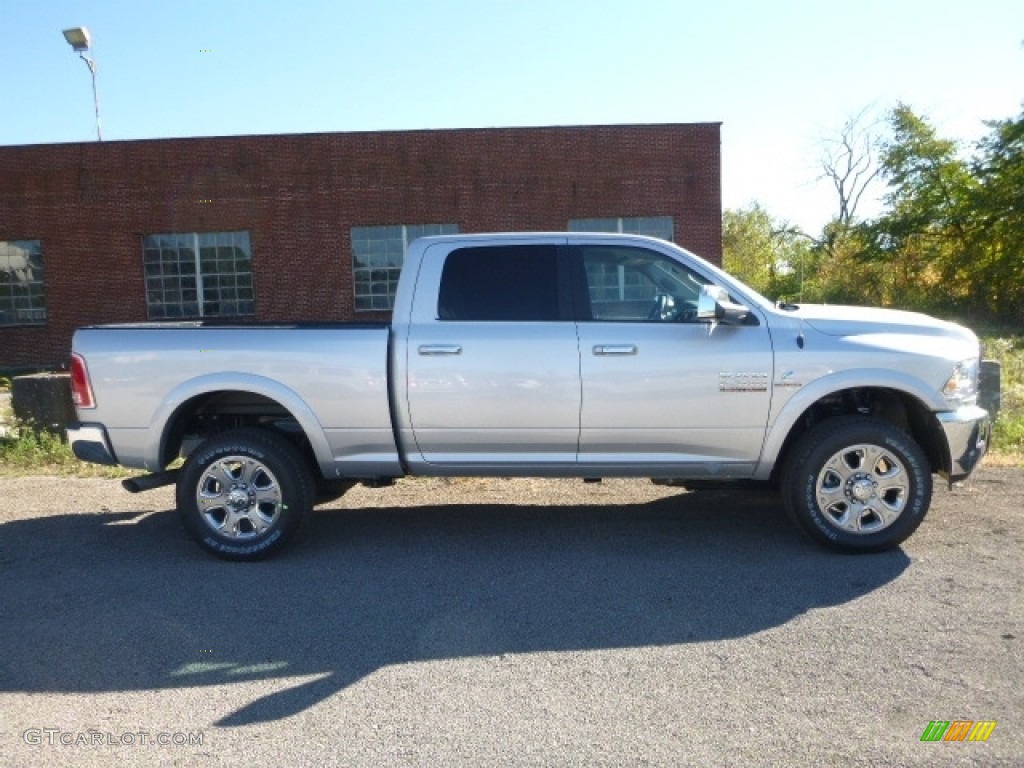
left=71, top=323, right=402, bottom=477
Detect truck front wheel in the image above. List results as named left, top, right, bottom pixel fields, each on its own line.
left=781, top=417, right=933, bottom=553
left=177, top=428, right=315, bottom=561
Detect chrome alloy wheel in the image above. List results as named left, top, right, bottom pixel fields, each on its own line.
left=195, top=455, right=283, bottom=539
left=814, top=443, right=910, bottom=534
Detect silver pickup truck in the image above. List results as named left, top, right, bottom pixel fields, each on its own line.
left=67, top=233, right=992, bottom=560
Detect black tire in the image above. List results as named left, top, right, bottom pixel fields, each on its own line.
left=781, top=416, right=933, bottom=553
left=176, top=428, right=315, bottom=561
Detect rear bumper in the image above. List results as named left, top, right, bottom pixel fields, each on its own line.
left=66, top=422, right=118, bottom=466
left=936, top=405, right=991, bottom=484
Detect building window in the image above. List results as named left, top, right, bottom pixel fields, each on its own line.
left=143, top=231, right=254, bottom=319
left=568, top=216, right=675, bottom=242
left=352, top=223, right=458, bottom=311
left=0, top=240, right=46, bottom=326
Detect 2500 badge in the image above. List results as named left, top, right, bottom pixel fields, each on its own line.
left=719, top=371, right=769, bottom=392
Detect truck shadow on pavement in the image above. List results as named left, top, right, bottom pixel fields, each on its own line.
left=0, top=486, right=909, bottom=727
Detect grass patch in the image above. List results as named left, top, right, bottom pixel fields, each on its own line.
left=0, top=382, right=127, bottom=477
left=0, top=424, right=133, bottom=477
left=0, top=392, right=131, bottom=477
left=0, top=424, right=77, bottom=471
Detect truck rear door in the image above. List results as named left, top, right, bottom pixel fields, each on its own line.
left=401, top=239, right=581, bottom=470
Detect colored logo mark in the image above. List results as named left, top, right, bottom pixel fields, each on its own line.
left=920, top=720, right=996, bottom=742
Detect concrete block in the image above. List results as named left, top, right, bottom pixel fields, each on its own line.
left=11, top=373, right=75, bottom=435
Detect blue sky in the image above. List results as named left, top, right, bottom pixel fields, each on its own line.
left=2, top=0, right=1022, bottom=232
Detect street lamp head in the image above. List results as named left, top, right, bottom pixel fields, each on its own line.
left=61, top=26, right=102, bottom=140
left=62, top=27, right=92, bottom=53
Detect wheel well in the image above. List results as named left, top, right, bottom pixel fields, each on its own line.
left=160, top=390, right=315, bottom=469
left=772, top=387, right=947, bottom=481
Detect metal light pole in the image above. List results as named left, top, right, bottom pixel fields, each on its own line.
left=62, top=27, right=103, bottom=141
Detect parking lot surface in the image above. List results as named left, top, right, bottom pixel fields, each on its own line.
left=0, top=469, right=1020, bottom=766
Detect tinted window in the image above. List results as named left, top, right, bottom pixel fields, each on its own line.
left=438, top=245, right=561, bottom=321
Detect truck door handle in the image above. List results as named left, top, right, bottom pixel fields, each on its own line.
left=418, top=344, right=463, bottom=356
left=593, top=345, right=637, bottom=356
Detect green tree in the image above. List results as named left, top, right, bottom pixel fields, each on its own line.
left=736, top=99, right=1023, bottom=322
left=970, top=106, right=1024, bottom=323
left=801, top=222, right=878, bottom=306
left=723, top=204, right=775, bottom=291
left=862, top=103, right=978, bottom=315
left=722, top=204, right=811, bottom=301
left=856, top=101, right=1024, bottom=323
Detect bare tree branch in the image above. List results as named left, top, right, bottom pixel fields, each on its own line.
left=819, top=107, right=883, bottom=227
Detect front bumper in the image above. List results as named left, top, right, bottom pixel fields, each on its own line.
left=67, top=422, right=118, bottom=466
left=936, top=405, right=991, bottom=484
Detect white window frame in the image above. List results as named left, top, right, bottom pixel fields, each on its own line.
left=143, top=231, right=254, bottom=320
left=351, top=223, right=458, bottom=311
left=568, top=216, right=675, bottom=242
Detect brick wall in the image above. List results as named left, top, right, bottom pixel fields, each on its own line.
left=0, top=123, right=721, bottom=368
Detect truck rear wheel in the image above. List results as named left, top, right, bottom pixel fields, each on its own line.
left=177, top=428, right=314, bottom=561
left=781, top=416, right=932, bottom=553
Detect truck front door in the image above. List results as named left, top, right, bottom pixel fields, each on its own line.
left=571, top=242, right=774, bottom=476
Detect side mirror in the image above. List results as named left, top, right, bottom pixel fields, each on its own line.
left=697, top=285, right=750, bottom=325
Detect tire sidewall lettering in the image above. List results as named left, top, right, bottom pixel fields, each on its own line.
left=783, top=417, right=933, bottom=552
left=203, top=528, right=282, bottom=556
left=177, top=429, right=312, bottom=561
left=195, top=445, right=267, bottom=466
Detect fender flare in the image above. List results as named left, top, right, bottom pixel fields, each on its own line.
left=144, top=373, right=334, bottom=473
left=755, top=368, right=945, bottom=480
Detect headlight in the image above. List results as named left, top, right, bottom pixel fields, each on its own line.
left=942, top=358, right=979, bottom=405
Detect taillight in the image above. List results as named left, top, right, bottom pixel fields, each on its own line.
left=70, top=353, right=96, bottom=409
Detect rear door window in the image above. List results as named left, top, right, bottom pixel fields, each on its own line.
left=437, top=245, right=566, bottom=321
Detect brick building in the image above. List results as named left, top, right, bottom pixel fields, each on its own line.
left=0, top=123, right=721, bottom=370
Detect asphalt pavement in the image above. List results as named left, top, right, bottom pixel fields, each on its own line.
left=0, top=470, right=1020, bottom=766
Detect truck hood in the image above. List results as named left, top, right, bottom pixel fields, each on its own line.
left=791, top=304, right=976, bottom=343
